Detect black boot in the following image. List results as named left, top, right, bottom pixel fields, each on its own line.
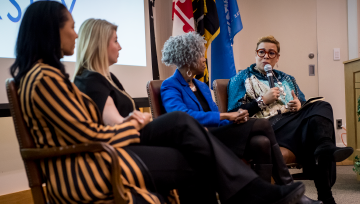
left=271, top=143, right=293, bottom=185
left=307, top=116, right=352, bottom=203
left=272, top=144, right=323, bottom=204
left=253, top=163, right=273, bottom=183
left=226, top=177, right=305, bottom=204
left=314, top=141, right=353, bottom=165
left=297, top=195, right=323, bottom=204
left=314, top=158, right=336, bottom=204
left=309, top=116, right=353, bottom=165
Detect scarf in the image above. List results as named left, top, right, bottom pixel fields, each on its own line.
left=227, top=63, right=306, bottom=118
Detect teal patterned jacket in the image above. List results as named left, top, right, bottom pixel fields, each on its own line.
left=227, top=63, right=306, bottom=118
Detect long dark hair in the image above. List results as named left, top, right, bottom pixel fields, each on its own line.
left=10, top=1, right=69, bottom=84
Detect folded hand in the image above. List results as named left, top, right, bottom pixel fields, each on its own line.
left=234, top=109, right=249, bottom=124
left=124, top=111, right=151, bottom=129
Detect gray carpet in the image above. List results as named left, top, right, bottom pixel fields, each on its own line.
left=290, top=166, right=360, bottom=204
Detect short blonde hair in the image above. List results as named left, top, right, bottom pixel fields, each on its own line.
left=73, top=18, right=117, bottom=80
left=256, top=35, right=280, bottom=53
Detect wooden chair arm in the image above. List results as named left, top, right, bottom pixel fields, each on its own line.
left=21, top=143, right=111, bottom=159
left=21, top=143, right=127, bottom=204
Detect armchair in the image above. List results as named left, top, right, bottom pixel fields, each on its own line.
left=6, top=78, right=127, bottom=204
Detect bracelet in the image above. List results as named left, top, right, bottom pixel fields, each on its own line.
left=256, top=96, right=267, bottom=109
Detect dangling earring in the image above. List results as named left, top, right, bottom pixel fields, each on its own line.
left=187, top=69, right=192, bottom=77
left=276, top=63, right=279, bottom=68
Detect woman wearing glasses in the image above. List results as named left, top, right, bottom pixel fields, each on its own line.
left=160, top=32, right=318, bottom=203
left=227, top=35, right=353, bottom=204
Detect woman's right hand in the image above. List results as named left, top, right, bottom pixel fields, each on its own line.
left=234, top=109, right=249, bottom=124
left=124, top=110, right=145, bottom=124
left=140, top=112, right=152, bottom=129
left=125, top=111, right=151, bottom=130
left=220, top=112, right=240, bottom=121
left=262, top=87, right=280, bottom=105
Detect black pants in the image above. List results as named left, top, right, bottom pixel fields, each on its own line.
left=128, top=111, right=258, bottom=204
left=209, top=118, right=278, bottom=165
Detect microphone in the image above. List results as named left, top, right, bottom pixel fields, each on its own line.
left=264, top=64, right=275, bottom=88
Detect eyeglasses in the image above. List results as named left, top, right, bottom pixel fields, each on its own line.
left=256, top=49, right=278, bottom=59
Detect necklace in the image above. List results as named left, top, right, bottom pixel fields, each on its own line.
left=254, top=66, right=287, bottom=107
left=189, top=84, right=197, bottom=92
left=185, top=76, right=197, bottom=92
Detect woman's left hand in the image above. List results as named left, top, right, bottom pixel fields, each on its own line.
left=234, top=109, right=249, bottom=124
left=287, top=90, right=301, bottom=112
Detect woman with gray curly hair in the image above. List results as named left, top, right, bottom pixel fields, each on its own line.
left=161, top=32, right=315, bottom=204
left=71, top=19, right=305, bottom=204
left=162, top=32, right=206, bottom=69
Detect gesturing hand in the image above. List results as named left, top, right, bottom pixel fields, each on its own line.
left=287, top=90, right=301, bottom=112
left=262, top=87, right=280, bottom=105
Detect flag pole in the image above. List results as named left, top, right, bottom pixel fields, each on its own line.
left=148, top=0, right=160, bottom=80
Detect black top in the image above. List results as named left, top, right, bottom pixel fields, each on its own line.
left=74, top=69, right=136, bottom=117
left=192, top=86, right=211, bottom=112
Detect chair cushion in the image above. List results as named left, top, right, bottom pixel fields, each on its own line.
left=280, top=147, right=297, bottom=165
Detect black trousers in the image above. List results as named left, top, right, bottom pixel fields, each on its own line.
left=127, top=111, right=257, bottom=204
left=208, top=119, right=255, bottom=158
left=124, top=145, right=194, bottom=203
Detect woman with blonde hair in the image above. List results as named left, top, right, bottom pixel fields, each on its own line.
left=73, top=19, right=305, bottom=204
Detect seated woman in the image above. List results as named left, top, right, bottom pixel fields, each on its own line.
left=227, top=35, right=353, bottom=204
left=160, top=32, right=318, bottom=204
left=69, top=17, right=305, bottom=204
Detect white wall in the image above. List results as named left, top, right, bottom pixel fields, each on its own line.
left=0, top=59, right=28, bottom=196
left=233, top=0, right=319, bottom=98
left=348, top=0, right=359, bottom=60
left=153, top=0, right=175, bottom=79
left=317, top=0, right=349, bottom=146
left=0, top=117, right=28, bottom=196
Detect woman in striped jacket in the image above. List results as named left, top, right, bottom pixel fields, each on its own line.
left=10, top=1, right=304, bottom=204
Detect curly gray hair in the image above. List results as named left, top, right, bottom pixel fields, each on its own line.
left=161, top=32, right=206, bottom=68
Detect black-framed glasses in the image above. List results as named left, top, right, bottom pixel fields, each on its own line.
left=256, top=49, right=278, bottom=59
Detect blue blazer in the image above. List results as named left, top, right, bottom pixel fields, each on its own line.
left=161, top=69, right=231, bottom=127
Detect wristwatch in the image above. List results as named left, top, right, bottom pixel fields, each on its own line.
left=256, top=96, right=267, bottom=109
